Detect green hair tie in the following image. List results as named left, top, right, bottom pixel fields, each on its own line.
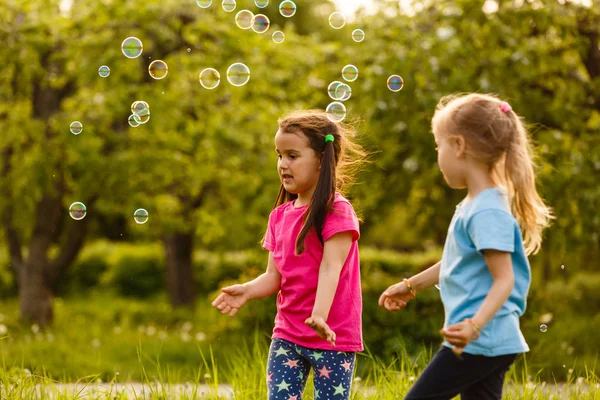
left=324, top=134, right=335, bottom=143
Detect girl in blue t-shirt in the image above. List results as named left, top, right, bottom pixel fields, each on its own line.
left=379, top=93, right=553, bottom=400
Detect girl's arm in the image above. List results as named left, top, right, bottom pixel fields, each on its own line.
left=471, top=250, right=514, bottom=328
left=244, top=251, right=282, bottom=300
left=311, top=231, right=353, bottom=320
left=408, top=260, right=441, bottom=293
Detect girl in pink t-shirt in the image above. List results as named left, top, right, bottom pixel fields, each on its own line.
left=212, top=110, right=368, bottom=400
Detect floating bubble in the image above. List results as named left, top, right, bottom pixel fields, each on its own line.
left=327, top=81, right=343, bottom=100
left=335, top=83, right=352, bottom=101
left=279, top=0, right=296, bottom=17
left=326, top=102, right=346, bottom=123
left=187, top=48, right=192, bottom=52
left=540, top=324, right=548, bottom=332
left=69, top=202, right=87, bottom=220
left=131, top=101, right=150, bottom=115
left=272, top=31, right=285, bottom=43
left=387, top=75, right=404, bottom=92
left=352, top=29, right=365, bottom=42
left=70, top=121, right=83, bottom=135
left=196, top=0, right=212, bottom=7
left=342, top=64, right=358, bottom=82
left=561, top=264, right=565, bottom=270
left=148, top=60, right=168, bottom=80
left=328, top=12, right=346, bottom=29
left=252, top=14, right=270, bottom=33
left=227, top=63, right=250, bottom=86
left=199, top=68, right=220, bottom=89
left=98, top=65, right=110, bottom=78
left=133, top=108, right=150, bottom=124
left=121, top=37, right=143, bottom=59
left=134, top=209, right=149, bottom=224
left=222, top=0, right=236, bottom=12
left=255, top=0, right=268, bottom=7
left=235, top=10, right=254, bottom=29
left=128, top=114, right=140, bottom=127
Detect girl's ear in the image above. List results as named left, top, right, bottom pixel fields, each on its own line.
left=453, top=135, right=466, bottom=158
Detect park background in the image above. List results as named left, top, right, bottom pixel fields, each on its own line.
left=0, top=0, right=599, bottom=398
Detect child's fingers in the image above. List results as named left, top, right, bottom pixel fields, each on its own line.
left=221, top=286, right=240, bottom=295
left=221, top=305, right=232, bottom=315
left=378, top=292, right=388, bottom=307
left=442, top=329, right=466, bottom=341
left=228, top=307, right=238, bottom=317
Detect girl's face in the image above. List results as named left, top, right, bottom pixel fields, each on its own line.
left=434, top=130, right=467, bottom=189
left=274, top=129, right=321, bottom=199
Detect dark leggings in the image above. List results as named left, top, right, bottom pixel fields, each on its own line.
left=404, top=346, right=517, bottom=400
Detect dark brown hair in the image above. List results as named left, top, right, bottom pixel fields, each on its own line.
left=267, top=110, right=369, bottom=255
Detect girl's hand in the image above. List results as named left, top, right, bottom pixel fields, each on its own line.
left=378, top=281, right=415, bottom=311
left=305, top=316, right=336, bottom=347
left=211, top=284, right=250, bottom=317
left=440, top=320, right=479, bottom=355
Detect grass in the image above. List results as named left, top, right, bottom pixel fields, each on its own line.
left=0, top=294, right=598, bottom=399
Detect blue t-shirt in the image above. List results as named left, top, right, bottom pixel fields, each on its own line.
left=439, top=187, right=530, bottom=356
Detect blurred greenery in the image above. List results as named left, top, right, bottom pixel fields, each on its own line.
left=0, top=0, right=598, bottom=384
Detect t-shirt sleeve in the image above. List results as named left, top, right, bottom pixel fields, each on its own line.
left=262, top=209, right=277, bottom=251
left=466, top=209, right=516, bottom=253
left=322, top=201, right=360, bottom=242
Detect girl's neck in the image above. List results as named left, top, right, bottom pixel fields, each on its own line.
left=294, top=188, right=317, bottom=208
left=464, top=168, right=496, bottom=204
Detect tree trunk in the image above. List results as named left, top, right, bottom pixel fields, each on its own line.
left=19, top=263, right=53, bottom=327
left=163, top=232, right=196, bottom=309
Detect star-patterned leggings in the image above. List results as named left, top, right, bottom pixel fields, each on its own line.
left=266, top=338, right=356, bottom=400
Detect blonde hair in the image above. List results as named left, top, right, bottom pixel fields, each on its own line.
left=432, top=93, right=553, bottom=255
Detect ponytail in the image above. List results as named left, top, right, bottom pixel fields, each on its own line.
left=504, top=119, right=553, bottom=255
left=295, top=138, right=336, bottom=254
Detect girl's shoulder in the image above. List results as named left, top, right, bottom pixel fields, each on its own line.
left=330, top=193, right=358, bottom=217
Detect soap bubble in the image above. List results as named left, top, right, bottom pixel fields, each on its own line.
left=352, top=29, right=365, bottom=42
left=540, top=324, right=548, bottom=332
left=342, top=64, right=358, bottom=82
left=326, top=101, right=346, bottom=123
left=327, top=81, right=343, bottom=100
left=121, top=37, right=143, bottom=59
left=252, top=14, right=270, bottom=33
left=335, top=83, right=352, bottom=101
left=98, top=65, right=110, bottom=78
left=69, top=202, right=87, bottom=220
left=134, top=209, right=149, bottom=224
left=133, top=108, right=150, bottom=124
left=328, top=12, right=346, bottom=29
left=197, top=0, right=212, bottom=7
left=387, top=75, right=404, bottom=92
left=272, top=31, right=285, bottom=43
left=279, top=0, right=296, bottom=17
left=235, top=10, right=254, bottom=29
left=227, top=63, right=250, bottom=86
left=148, top=60, right=168, bottom=80
left=255, top=0, right=269, bottom=7
left=128, top=114, right=140, bottom=127
left=222, top=0, right=236, bottom=12
left=70, top=121, right=83, bottom=135
left=199, top=68, right=220, bottom=89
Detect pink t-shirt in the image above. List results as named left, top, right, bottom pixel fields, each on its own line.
left=262, top=192, right=363, bottom=352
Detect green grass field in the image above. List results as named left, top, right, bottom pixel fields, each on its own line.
left=0, top=295, right=597, bottom=399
